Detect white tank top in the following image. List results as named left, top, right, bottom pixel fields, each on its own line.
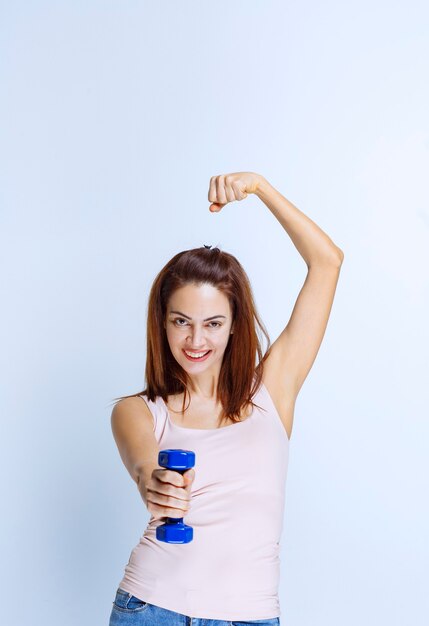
left=117, top=378, right=290, bottom=621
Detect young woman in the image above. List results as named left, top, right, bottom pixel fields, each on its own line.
left=109, top=172, right=344, bottom=626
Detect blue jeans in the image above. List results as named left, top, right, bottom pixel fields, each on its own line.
left=109, top=587, right=281, bottom=625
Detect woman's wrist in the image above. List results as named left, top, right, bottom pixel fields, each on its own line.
left=254, top=175, right=271, bottom=198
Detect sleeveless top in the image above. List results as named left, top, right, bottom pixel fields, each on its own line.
left=116, top=378, right=290, bottom=621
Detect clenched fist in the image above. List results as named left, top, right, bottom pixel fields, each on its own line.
left=208, top=172, right=264, bottom=212
left=145, top=467, right=195, bottom=520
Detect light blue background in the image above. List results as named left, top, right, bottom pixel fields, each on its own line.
left=1, top=1, right=428, bottom=625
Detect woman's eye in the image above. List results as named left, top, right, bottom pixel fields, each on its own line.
left=173, top=319, right=221, bottom=328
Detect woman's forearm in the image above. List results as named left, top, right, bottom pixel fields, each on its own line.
left=255, top=176, right=344, bottom=268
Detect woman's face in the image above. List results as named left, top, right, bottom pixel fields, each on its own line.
left=164, top=283, right=234, bottom=374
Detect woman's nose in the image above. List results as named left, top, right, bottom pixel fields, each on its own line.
left=187, top=327, right=206, bottom=346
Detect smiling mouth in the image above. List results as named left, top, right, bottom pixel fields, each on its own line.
left=182, top=349, right=212, bottom=361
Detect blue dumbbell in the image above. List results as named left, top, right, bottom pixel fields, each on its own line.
left=156, top=449, right=196, bottom=544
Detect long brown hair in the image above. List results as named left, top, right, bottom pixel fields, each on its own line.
left=110, top=245, right=273, bottom=424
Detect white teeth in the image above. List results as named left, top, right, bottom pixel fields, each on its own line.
left=184, top=350, right=209, bottom=358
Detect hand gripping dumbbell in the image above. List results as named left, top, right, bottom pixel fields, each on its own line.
left=156, top=449, right=196, bottom=544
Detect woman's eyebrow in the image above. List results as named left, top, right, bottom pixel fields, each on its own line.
left=169, top=310, right=226, bottom=321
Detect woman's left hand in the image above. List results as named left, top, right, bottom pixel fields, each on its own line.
left=208, top=172, right=264, bottom=212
